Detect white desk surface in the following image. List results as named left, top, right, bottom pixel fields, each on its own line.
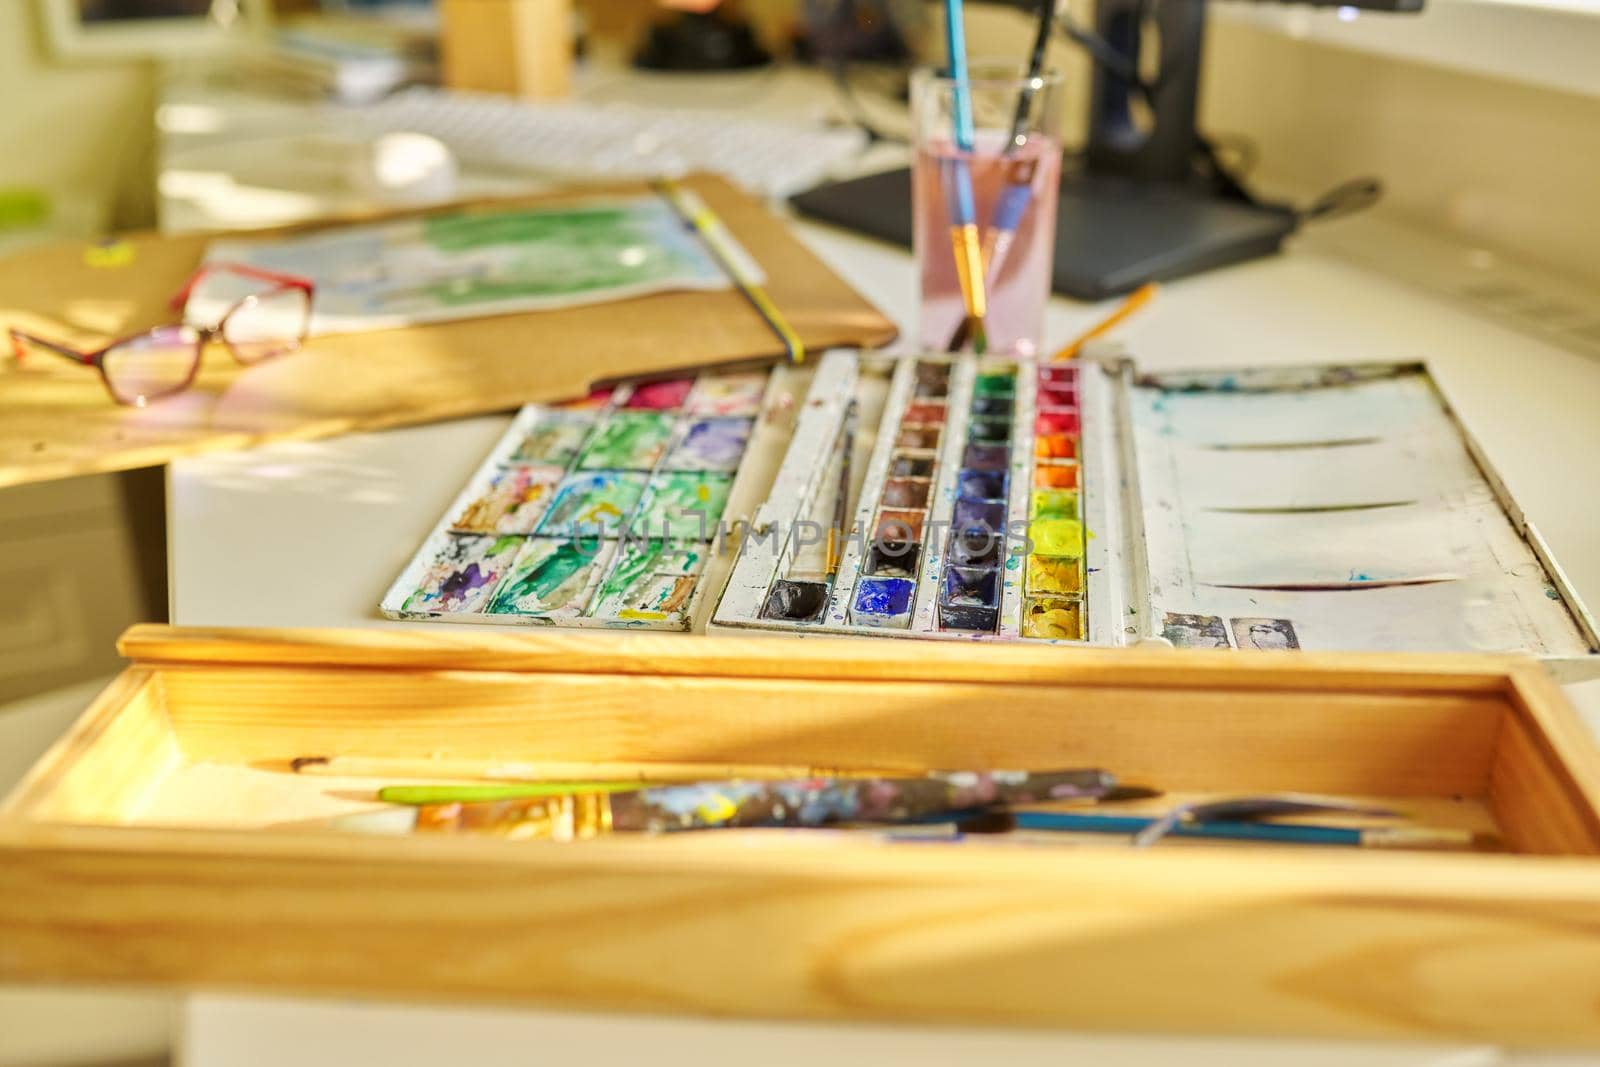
left=157, top=58, right=1600, bottom=1067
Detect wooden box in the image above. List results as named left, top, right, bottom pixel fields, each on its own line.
left=4, top=625, right=1600, bottom=1046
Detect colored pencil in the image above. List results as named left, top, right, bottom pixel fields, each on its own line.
left=656, top=178, right=806, bottom=364
left=1051, top=282, right=1158, bottom=360
left=377, top=783, right=639, bottom=805
left=1012, top=810, right=1475, bottom=848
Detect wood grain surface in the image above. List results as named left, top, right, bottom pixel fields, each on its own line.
left=0, top=176, right=897, bottom=488
left=5, top=627, right=1600, bottom=1044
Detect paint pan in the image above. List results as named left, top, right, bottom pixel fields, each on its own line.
left=956, top=468, right=1007, bottom=501
left=970, top=394, right=1014, bottom=418
left=663, top=417, right=754, bottom=472
left=1031, top=489, right=1078, bottom=520
left=1030, top=518, right=1084, bottom=558
left=1026, top=554, right=1083, bottom=596
left=1022, top=597, right=1083, bottom=640
left=972, top=371, right=1015, bottom=398
left=895, top=426, right=942, bottom=450
left=622, top=378, right=695, bottom=411
left=876, top=508, right=927, bottom=543
left=881, top=477, right=932, bottom=509
left=508, top=415, right=595, bottom=467
left=535, top=471, right=648, bottom=539
left=576, top=411, right=675, bottom=470
left=1034, top=433, right=1077, bottom=460
left=1038, top=383, right=1077, bottom=407
left=952, top=500, right=1005, bottom=540
left=863, top=539, right=921, bottom=578
left=890, top=453, right=937, bottom=478
left=963, top=443, right=1009, bottom=471
left=686, top=372, right=768, bottom=416
left=950, top=528, right=1003, bottom=567
left=1033, top=462, right=1079, bottom=489
left=967, top=417, right=1011, bottom=444
left=1036, top=410, right=1080, bottom=435
left=939, top=566, right=1000, bottom=632
left=451, top=465, right=565, bottom=535
left=635, top=472, right=734, bottom=541
left=850, top=576, right=916, bottom=628
left=588, top=538, right=706, bottom=625
left=402, top=534, right=522, bottom=614
left=761, top=578, right=830, bottom=622
left=488, top=537, right=615, bottom=618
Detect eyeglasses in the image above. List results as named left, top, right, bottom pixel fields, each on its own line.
left=8, top=261, right=314, bottom=407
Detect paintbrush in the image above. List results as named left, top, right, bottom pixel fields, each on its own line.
left=824, top=399, right=857, bottom=577
left=979, top=0, right=1055, bottom=280
left=761, top=400, right=856, bottom=622
left=1005, top=811, right=1478, bottom=848
left=1051, top=282, right=1158, bottom=360
left=941, top=0, right=988, bottom=354
left=289, top=755, right=919, bottom=784
left=944, top=1, right=1055, bottom=353
left=657, top=178, right=805, bottom=364
left=377, top=781, right=1163, bottom=809
left=333, top=768, right=1119, bottom=838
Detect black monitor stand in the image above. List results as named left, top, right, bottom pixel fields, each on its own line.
left=790, top=0, right=1299, bottom=301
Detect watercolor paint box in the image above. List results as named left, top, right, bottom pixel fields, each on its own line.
left=712, top=350, right=1600, bottom=672
left=5, top=624, right=1600, bottom=1045
left=380, top=367, right=785, bottom=631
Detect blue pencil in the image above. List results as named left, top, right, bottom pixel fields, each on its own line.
left=1011, top=811, right=1473, bottom=848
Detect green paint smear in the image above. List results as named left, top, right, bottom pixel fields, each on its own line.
left=578, top=413, right=675, bottom=470
left=591, top=539, right=704, bottom=614
left=419, top=206, right=697, bottom=305
left=489, top=539, right=600, bottom=613
left=636, top=473, right=733, bottom=540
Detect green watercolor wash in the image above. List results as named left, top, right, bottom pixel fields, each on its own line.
left=536, top=472, right=647, bottom=537
left=510, top=416, right=594, bottom=466
left=419, top=204, right=700, bottom=305
left=589, top=539, right=705, bottom=619
left=635, top=473, right=733, bottom=541
left=488, top=538, right=605, bottom=615
left=577, top=412, right=675, bottom=471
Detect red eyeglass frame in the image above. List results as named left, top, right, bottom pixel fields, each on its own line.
left=8, top=261, right=316, bottom=407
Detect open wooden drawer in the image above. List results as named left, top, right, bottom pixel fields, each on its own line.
left=4, top=624, right=1600, bottom=1046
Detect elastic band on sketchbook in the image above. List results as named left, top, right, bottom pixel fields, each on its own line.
left=657, top=179, right=806, bottom=365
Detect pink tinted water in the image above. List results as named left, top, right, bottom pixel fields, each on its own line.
left=913, top=133, right=1061, bottom=356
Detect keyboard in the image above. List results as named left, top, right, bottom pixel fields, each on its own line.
left=346, top=87, right=870, bottom=200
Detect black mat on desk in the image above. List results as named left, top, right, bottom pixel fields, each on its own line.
left=791, top=166, right=1300, bottom=301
